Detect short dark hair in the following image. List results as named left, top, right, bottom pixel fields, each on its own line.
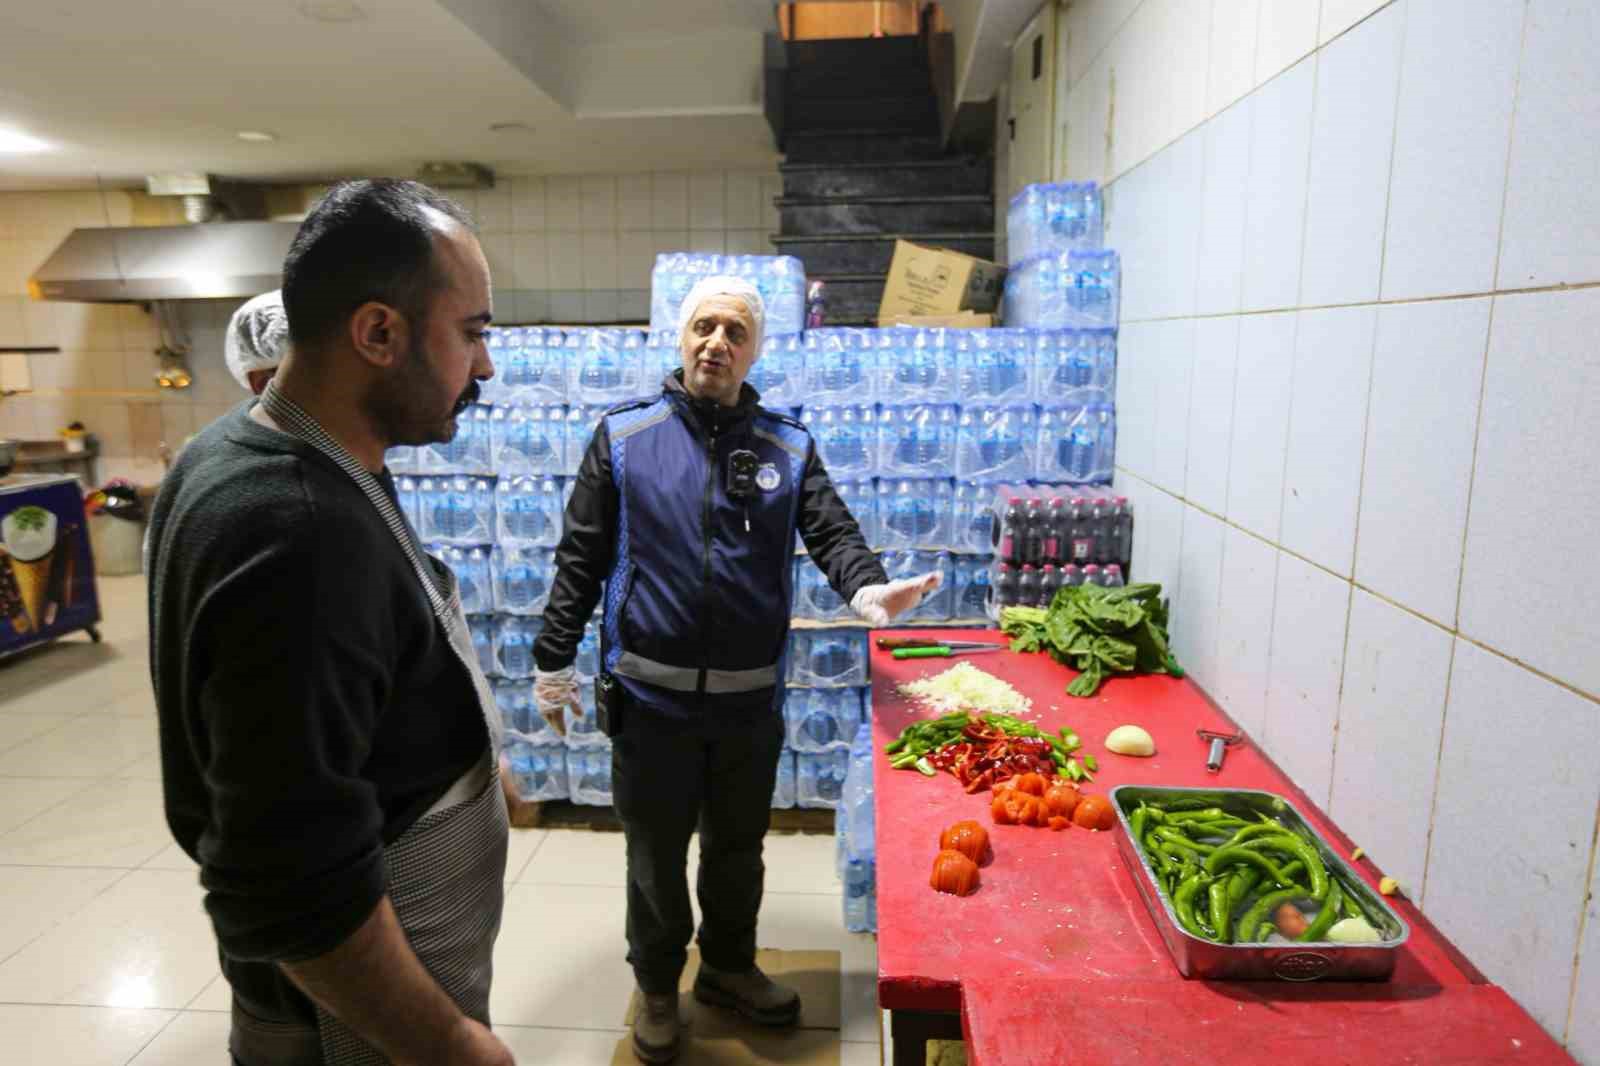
left=281, top=179, right=474, bottom=351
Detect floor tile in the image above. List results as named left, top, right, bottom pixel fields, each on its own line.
left=0, top=869, right=217, bottom=1008
left=140, top=842, right=198, bottom=873
left=496, top=1024, right=629, bottom=1062
left=0, top=712, right=75, bottom=754
left=0, top=865, right=126, bottom=961
left=517, top=826, right=627, bottom=886
left=0, top=713, right=158, bottom=777
left=116, top=752, right=165, bottom=781
left=1424, top=640, right=1600, bottom=1037
left=0, top=777, right=170, bottom=867
left=763, top=831, right=845, bottom=896
left=490, top=883, right=637, bottom=1028
left=502, top=825, right=548, bottom=884
left=842, top=1040, right=881, bottom=1066
left=0, top=775, right=94, bottom=834
left=186, top=974, right=231, bottom=1012
left=0, top=641, right=150, bottom=717
left=1459, top=288, right=1600, bottom=695
left=0, top=1003, right=175, bottom=1066
left=127, top=1010, right=231, bottom=1065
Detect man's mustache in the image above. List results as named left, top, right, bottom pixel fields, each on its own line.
left=451, top=380, right=480, bottom=415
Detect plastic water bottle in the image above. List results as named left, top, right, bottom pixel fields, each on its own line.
left=806, top=406, right=876, bottom=478
left=1040, top=496, right=1066, bottom=564
left=834, top=478, right=878, bottom=548
left=771, top=749, right=797, bottom=808
left=396, top=475, right=420, bottom=532
left=952, top=482, right=994, bottom=554
left=495, top=617, right=537, bottom=678
left=1094, top=404, right=1117, bottom=481
left=882, top=405, right=957, bottom=475
left=955, top=558, right=991, bottom=619
left=459, top=547, right=491, bottom=614
left=469, top=616, right=496, bottom=675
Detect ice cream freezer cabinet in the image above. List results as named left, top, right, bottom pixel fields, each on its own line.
left=0, top=474, right=102, bottom=656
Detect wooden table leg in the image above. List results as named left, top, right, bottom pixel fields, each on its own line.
left=890, top=1009, right=963, bottom=1066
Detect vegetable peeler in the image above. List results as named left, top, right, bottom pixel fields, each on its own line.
left=891, top=645, right=1004, bottom=660
left=1196, top=728, right=1243, bottom=772
left=876, top=636, right=1001, bottom=651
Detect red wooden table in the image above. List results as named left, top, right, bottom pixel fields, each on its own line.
left=870, top=630, right=1574, bottom=1065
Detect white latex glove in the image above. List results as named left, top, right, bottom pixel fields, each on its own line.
left=533, top=666, right=581, bottom=736
left=850, top=572, right=943, bottom=627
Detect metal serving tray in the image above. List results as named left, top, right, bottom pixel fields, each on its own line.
left=1111, top=785, right=1410, bottom=982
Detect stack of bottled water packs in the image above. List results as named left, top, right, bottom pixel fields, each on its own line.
left=649, top=253, right=808, bottom=338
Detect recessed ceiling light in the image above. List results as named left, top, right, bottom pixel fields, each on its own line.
left=296, top=0, right=367, bottom=23
left=0, top=128, right=51, bottom=153
left=489, top=122, right=536, bottom=135
left=236, top=130, right=277, bottom=143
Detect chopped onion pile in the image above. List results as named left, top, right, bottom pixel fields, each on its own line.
left=897, top=662, right=1033, bottom=717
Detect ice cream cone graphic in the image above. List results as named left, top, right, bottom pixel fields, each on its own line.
left=0, top=548, right=28, bottom=635
left=2, top=505, right=58, bottom=633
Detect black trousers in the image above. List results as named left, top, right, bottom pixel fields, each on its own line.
left=611, top=698, right=785, bottom=995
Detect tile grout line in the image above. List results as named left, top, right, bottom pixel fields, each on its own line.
left=1118, top=276, right=1600, bottom=327
left=1123, top=474, right=1600, bottom=708
left=1451, top=0, right=1533, bottom=633
left=1323, top=579, right=1358, bottom=813
left=1291, top=0, right=1325, bottom=313
left=1063, top=0, right=1150, bottom=99
left=1563, top=794, right=1600, bottom=1046
left=1373, top=0, right=1409, bottom=301
left=1416, top=635, right=1459, bottom=905
left=0, top=865, right=140, bottom=970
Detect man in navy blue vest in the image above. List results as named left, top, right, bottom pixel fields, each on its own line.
left=532, top=277, right=938, bottom=1063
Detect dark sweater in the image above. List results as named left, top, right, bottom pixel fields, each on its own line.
left=147, top=404, right=487, bottom=1025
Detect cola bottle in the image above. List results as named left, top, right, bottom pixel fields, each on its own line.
left=1022, top=496, right=1047, bottom=566
left=1068, top=497, right=1094, bottom=565
left=1092, top=496, right=1117, bottom=564
left=1114, top=496, right=1134, bottom=572
left=1038, top=563, right=1062, bottom=607
left=1017, top=564, right=1040, bottom=608
left=997, top=497, right=1026, bottom=564
left=1042, top=496, right=1067, bottom=565
left=1082, top=563, right=1103, bottom=587
left=992, top=562, right=1019, bottom=610
left=1062, top=563, right=1084, bottom=588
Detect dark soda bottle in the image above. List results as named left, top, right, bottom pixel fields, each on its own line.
left=1102, top=563, right=1125, bottom=588
left=1083, top=563, right=1103, bottom=587
left=992, top=562, right=1019, bottom=610
left=1038, top=563, right=1061, bottom=607
left=1068, top=496, right=1094, bottom=565
left=1042, top=496, right=1066, bottom=564
left=1092, top=496, right=1116, bottom=564
left=1114, top=496, right=1133, bottom=572
left=1021, top=497, right=1046, bottom=566
left=1063, top=563, right=1084, bottom=587
left=1017, top=564, right=1040, bottom=607
left=997, top=498, right=1025, bottom=564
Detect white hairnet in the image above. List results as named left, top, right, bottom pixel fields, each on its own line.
left=224, top=290, right=289, bottom=392
left=677, top=276, right=765, bottom=353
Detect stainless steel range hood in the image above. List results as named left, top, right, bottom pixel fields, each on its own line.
left=28, top=220, right=298, bottom=304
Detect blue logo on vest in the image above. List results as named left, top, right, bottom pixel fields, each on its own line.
left=756, top=463, right=782, bottom=492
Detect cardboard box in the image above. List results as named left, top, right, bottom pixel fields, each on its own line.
left=883, top=310, right=997, bottom=329
left=877, top=239, right=1006, bottom=323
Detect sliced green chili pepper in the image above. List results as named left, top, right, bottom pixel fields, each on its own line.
left=1208, top=878, right=1233, bottom=943
left=914, top=756, right=936, bottom=776
left=1298, top=878, right=1344, bottom=942
left=1083, top=754, right=1099, bottom=772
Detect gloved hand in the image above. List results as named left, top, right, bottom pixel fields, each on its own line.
left=533, top=666, right=581, bottom=736
left=850, top=572, right=943, bottom=627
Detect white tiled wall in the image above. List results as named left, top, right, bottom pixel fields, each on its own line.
left=1057, top=0, right=1600, bottom=1053
left=0, top=170, right=780, bottom=483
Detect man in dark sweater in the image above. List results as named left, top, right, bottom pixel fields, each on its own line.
left=148, top=181, right=512, bottom=1066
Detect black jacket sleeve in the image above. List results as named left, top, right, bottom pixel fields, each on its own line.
left=796, top=441, right=888, bottom=603
left=191, top=504, right=387, bottom=964
left=535, top=419, right=616, bottom=671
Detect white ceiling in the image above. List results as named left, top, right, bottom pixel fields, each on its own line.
left=0, top=0, right=780, bottom=190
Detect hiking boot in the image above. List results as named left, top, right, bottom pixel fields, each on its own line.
left=692, top=962, right=801, bottom=1027
left=631, top=991, right=681, bottom=1064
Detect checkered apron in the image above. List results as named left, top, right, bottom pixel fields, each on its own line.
left=258, top=384, right=508, bottom=1065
